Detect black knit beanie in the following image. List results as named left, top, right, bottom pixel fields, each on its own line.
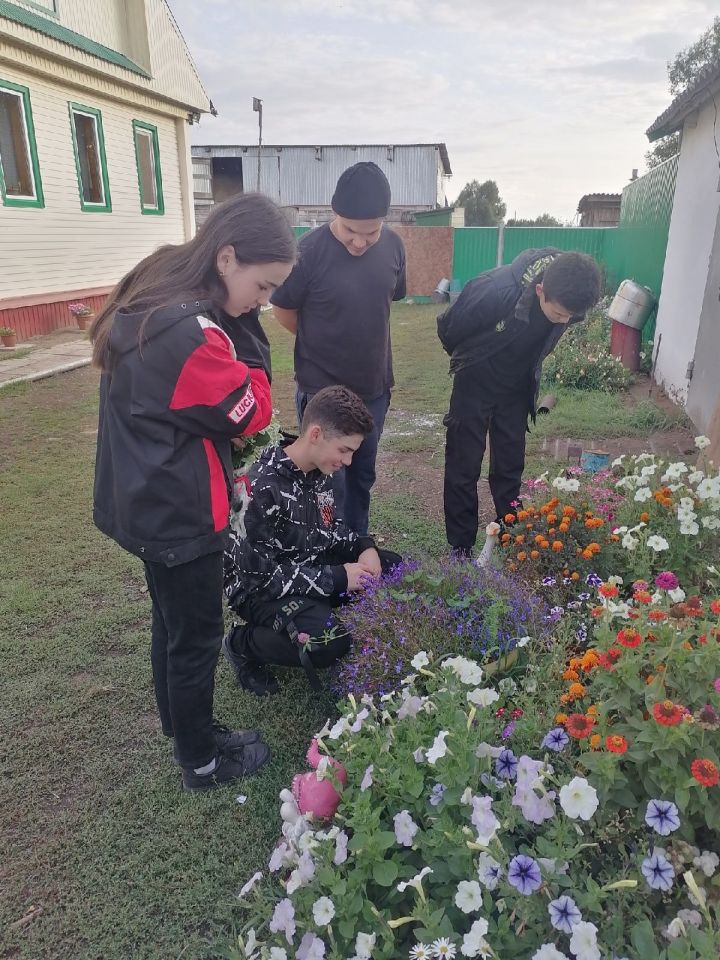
left=331, top=162, right=391, bottom=219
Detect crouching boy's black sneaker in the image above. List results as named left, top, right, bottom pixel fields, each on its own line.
left=172, top=720, right=261, bottom=765
left=222, top=624, right=279, bottom=697
left=181, top=742, right=271, bottom=792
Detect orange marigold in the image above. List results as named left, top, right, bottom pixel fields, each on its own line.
left=555, top=713, right=568, bottom=725
left=530, top=550, right=540, bottom=559
left=590, top=734, right=602, bottom=749
left=515, top=534, right=525, bottom=544
left=571, top=572, right=580, bottom=581
left=552, top=541, right=564, bottom=552
left=539, top=539, right=550, bottom=549
left=586, top=704, right=598, bottom=717
left=640, top=512, right=650, bottom=523
left=517, top=510, right=529, bottom=520
left=568, top=682, right=586, bottom=699
left=546, top=513, right=557, bottom=525
left=562, top=506, right=575, bottom=517
left=563, top=668, right=580, bottom=681
left=517, top=551, right=527, bottom=561
left=581, top=651, right=599, bottom=670
left=504, top=513, right=516, bottom=524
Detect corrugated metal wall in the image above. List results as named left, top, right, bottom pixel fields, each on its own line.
left=603, top=155, right=679, bottom=299
left=501, top=226, right=607, bottom=264
left=197, top=144, right=444, bottom=207
left=451, top=228, right=499, bottom=285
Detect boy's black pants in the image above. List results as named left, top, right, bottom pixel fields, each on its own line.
left=444, top=369, right=530, bottom=550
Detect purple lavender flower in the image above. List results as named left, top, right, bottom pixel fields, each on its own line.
left=645, top=800, right=680, bottom=836
left=495, top=748, right=519, bottom=780
left=542, top=727, right=569, bottom=753
left=507, top=855, right=542, bottom=895
left=641, top=851, right=675, bottom=891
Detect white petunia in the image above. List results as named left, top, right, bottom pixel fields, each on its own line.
left=697, top=477, right=720, bottom=500
left=312, top=896, right=335, bottom=927
left=608, top=575, right=624, bottom=586
left=413, top=747, right=426, bottom=763
left=695, top=435, right=711, bottom=449
left=668, top=587, right=686, bottom=603
left=477, top=852, right=503, bottom=890
left=411, top=651, right=430, bottom=669
left=532, top=947, right=570, bottom=960
left=269, top=948, right=288, bottom=960
left=455, top=879, right=483, bottom=914
left=397, top=865, right=433, bottom=894
left=467, top=687, right=500, bottom=708
left=460, top=918, right=490, bottom=958
left=559, top=777, right=599, bottom=821
left=646, top=534, right=669, bottom=552
left=328, top=717, right=349, bottom=740
left=634, top=486, right=652, bottom=502
left=641, top=464, right=657, bottom=476
left=426, top=730, right=450, bottom=764
left=354, top=932, right=376, bottom=959
left=238, top=871, right=262, bottom=898
left=394, top=809, right=419, bottom=846
left=693, top=850, right=719, bottom=877
left=622, top=533, right=639, bottom=551
left=679, top=519, right=700, bottom=536
left=475, top=742, right=502, bottom=759
left=702, top=515, right=720, bottom=529
left=471, top=795, right=500, bottom=846
left=443, top=656, right=484, bottom=685
left=349, top=707, right=370, bottom=733
left=360, top=764, right=374, bottom=792
left=568, top=921, right=600, bottom=960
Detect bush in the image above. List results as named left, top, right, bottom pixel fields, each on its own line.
left=334, top=562, right=549, bottom=698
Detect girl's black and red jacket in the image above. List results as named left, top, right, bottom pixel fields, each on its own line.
left=93, top=299, right=272, bottom=567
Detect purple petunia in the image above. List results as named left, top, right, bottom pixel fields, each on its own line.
left=501, top=721, right=516, bottom=739
left=495, top=748, right=519, bottom=780
left=641, top=851, right=675, bottom=891
left=586, top=572, right=603, bottom=587
left=645, top=800, right=681, bottom=836
left=542, top=727, right=569, bottom=753
left=542, top=576, right=557, bottom=587
left=429, top=783, right=446, bottom=807
left=548, top=895, right=582, bottom=933
left=507, top=855, right=542, bottom=895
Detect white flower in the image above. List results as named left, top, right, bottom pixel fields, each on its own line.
left=679, top=520, right=700, bottom=535
left=559, top=777, right=599, bottom=821
left=398, top=694, right=425, bottom=719
left=460, top=918, right=490, bottom=958
left=608, top=575, right=624, bottom=586
left=641, top=464, right=657, bottom=477
left=411, top=651, right=430, bottom=669
left=677, top=908, right=703, bottom=928
left=426, top=730, right=450, bottom=764
left=269, top=948, right=288, bottom=960
left=611, top=455, right=625, bottom=467
left=413, top=747, right=425, bottom=763
left=688, top=470, right=705, bottom=484
left=646, top=534, right=669, bottom=552
left=697, top=477, right=720, bottom=500
left=663, top=462, right=689, bottom=481
left=467, top=687, right=500, bottom=708
left=516, top=635, right=531, bottom=647
left=475, top=742, right=502, bottom=759
left=241, top=928, right=259, bottom=959
left=634, top=486, right=653, bottom=502
left=455, top=879, right=483, bottom=914
left=702, top=515, right=720, bottom=529
left=664, top=917, right=686, bottom=940
left=349, top=707, right=370, bottom=733
left=360, top=764, right=374, bottom=792
left=443, top=657, right=484, bottom=685
left=394, top=809, right=419, bottom=846
left=410, top=944, right=432, bottom=960
left=497, top=677, right=517, bottom=694
left=693, top=850, right=719, bottom=877
left=312, top=896, right=335, bottom=927
left=552, top=476, right=580, bottom=492
left=532, top=947, right=570, bottom=960
left=668, top=587, right=686, bottom=603
left=431, top=937, right=457, bottom=958
left=695, top=435, right=711, bottom=449
left=328, top=717, right=349, bottom=740
left=471, top=795, right=500, bottom=846
left=353, top=932, right=376, bottom=959
left=622, top=533, right=639, bottom=551
left=286, top=850, right=315, bottom=894
left=238, top=871, right=262, bottom=898
left=397, top=866, right=433, bottom=894
left=568, top=921, right=600, bottom=960
left=477, top=852, right=503, bottom=889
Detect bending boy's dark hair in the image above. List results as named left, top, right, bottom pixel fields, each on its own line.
left=301, top=386, right=374, bottom=438
left=542, top=252, right=602, bottom=314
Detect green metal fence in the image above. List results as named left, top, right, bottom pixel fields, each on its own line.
left=293, top=226, right=311, bottom=239
left=451, top=228, right=499, bottom=286
left=603, top=154, right=679, bottom=300
left=501, top=226, right=607, bottom=265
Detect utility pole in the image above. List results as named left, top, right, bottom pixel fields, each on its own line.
left=252, top=97, right=263, bottom=193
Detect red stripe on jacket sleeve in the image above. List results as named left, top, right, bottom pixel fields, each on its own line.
left=202, top=438, right=229, bottom=532
left=170, top=328, right=250, bottom=411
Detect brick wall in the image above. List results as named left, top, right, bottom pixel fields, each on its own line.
left=390, top=226, right=453, bottom=297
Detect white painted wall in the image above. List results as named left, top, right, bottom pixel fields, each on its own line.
left=0, top=63, right=188, bottom=298
left=654, top=97, right=720, bottom=401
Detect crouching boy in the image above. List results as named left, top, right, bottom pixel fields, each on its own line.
left=223, top=385, right=400, bottom=695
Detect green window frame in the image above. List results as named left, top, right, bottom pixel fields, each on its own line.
left=132, top=120, right=164, bottom=215
left=0, top=78, right=44, bottom=209
left=68, top=101, right=111, bottom=212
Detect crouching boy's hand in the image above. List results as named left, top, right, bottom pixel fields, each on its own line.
left=357, top=547, right=382, bottom=578
left=344, top=561, right=376, bottom=592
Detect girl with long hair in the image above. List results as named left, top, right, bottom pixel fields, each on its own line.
left=91, top=194, right=295, bottom=790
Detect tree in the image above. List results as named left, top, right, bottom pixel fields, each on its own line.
left=506, top=213, right=563, bottom=227
left=456, top=179, right=506, bottom=226
left=646, top=17, right=720, bottom=169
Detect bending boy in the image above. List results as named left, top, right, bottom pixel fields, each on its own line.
left=223, top=385, right=399, bottom=695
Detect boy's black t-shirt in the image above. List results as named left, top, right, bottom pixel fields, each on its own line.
left=473, top=295, right=554, bottom=396
left=270, top=223, right=406, bottom=401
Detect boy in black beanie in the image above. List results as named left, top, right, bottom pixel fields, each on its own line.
left=271, top=162, right=406, bottom=535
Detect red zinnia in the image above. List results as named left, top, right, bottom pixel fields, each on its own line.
left=652, top=700, right=683, bottom=726
left=606, top=734, right=629, bottom=754
left=617, top=628, right=642, bottom=649
left=711, top=599, right=720, bottom=615
left=691, top=758, right=719, bottom=787
left=648, top=610, right=668, bottom=622
left=566, top=713, right=595, bottom=739
left=599, top=583, right=619, bottom=598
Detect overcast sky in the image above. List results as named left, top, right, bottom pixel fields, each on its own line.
left=170, top=0, right=715, bottom=221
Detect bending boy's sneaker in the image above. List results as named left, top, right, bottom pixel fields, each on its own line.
left=222, top=625, right=279, bottom=696
left=172, top=720, right=260, bottom=764
left=181, top=742, right=271, bottom=792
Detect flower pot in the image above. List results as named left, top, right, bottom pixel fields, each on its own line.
left=1, top=332, right=17, bottom=348
left=76, top=314, right=94, bottom=331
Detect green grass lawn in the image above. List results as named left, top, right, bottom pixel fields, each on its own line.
left=0, top=303, right=691, bottom=959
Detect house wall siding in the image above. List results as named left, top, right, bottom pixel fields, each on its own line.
left=0, top=63, right=186, bottom=302
left=653, top=99, right=720, bottom=402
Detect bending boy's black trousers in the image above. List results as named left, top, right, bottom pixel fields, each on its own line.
left=444, top=370, right=529, bottom=550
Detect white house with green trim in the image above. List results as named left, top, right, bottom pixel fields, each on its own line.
left=0, top=0, right=211, bottom=339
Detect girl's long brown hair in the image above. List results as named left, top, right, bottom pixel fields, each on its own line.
left=91, top=193, right=296, bottom=371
